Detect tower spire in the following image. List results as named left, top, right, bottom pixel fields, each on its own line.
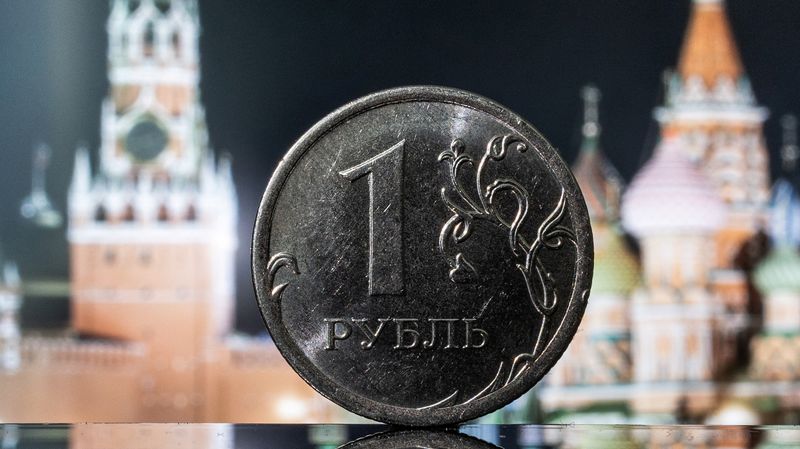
left=781, top=114, right=799, bottom=174
left=70, top=145, right=92, bottom=194
left=572, top=85, right=624, bottom=223
left=678, top=0, right=743, bottom=86
left=20, top=143, right=63, bottom=228
left=580, top=84, right=601, bottom=152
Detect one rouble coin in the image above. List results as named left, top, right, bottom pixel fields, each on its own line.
left=252, top=86, right=593, bottom=426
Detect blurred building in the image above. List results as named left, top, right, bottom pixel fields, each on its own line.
left=750, top=117, right=800, bottom=385
left=542, top=0, right=800, bottom=425
left=545, top=85, right=638, bottom=389
left=0, top=258, right=21, bottom=373
left=0, top=0, right=334, bottom=424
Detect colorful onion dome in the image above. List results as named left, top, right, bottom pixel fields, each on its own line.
left=572, top=85, right=625, bottom=223
left=753, top=245, right=800, bottom=295
left=621, top=136, right=726, bottom=237
left=573, top=148, right=623, bottom=223
left=592, top=228, right=640, bottom=295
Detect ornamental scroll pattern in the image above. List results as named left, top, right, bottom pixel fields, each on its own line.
left=422, top=135, right=577, bottom=409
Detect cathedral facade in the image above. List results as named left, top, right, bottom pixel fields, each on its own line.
left=542, top=0, right=800, bottom=426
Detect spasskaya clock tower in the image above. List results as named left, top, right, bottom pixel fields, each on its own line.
left=66, top=0, right=237, bottom=421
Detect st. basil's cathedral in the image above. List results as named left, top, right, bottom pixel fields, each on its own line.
left=542, top=0, right=800, bottom=428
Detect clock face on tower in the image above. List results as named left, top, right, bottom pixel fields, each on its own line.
left=126, top=118, right=168, bottom=162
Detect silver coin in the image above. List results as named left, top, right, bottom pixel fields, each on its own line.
left=252, top=86, right=592, bottom=426
left=338, top=429, right=500, bottom=449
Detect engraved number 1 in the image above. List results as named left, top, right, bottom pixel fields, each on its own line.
left=339, top=140, right=405, bottom=296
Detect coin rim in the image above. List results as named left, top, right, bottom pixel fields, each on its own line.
left=252, top=85, right=593, bottom=426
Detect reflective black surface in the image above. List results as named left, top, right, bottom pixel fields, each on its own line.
left=252, top=86, right=593, bottom=426
left=1, top=424, right=795, bottom=449
left=339, top=429, right=502, bottom=449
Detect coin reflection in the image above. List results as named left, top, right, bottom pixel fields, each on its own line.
left=337, top=429, right=501, bottom=449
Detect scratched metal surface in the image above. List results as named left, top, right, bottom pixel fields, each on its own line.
left=252, top=86, right=593, bottom=426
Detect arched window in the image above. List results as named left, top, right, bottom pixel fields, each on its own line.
left=95, top=205, right=107, bottom=222
left=123, top=204, right=135, bottom=222
left=143, top=22, right=155, bottom=58
left=157, top=204, right=169, bottom=222
left=172, top=31, right=181, bottom=59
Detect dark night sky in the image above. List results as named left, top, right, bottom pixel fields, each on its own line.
left=2, top=1, right=800, bottom=333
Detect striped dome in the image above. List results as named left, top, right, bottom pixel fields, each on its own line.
left=621, top=137, right=726, bottom=237
left=754, top=245, right=800, bottom=295
left=592, top=228, right=640, bottom=295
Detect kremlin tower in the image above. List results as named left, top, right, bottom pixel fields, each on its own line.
left=0, top=0, right=333, bottom=426
left=67, top=0, right=237, bottom=421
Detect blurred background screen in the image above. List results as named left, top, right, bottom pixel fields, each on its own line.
left=2, top=0, right=800, bottom=427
